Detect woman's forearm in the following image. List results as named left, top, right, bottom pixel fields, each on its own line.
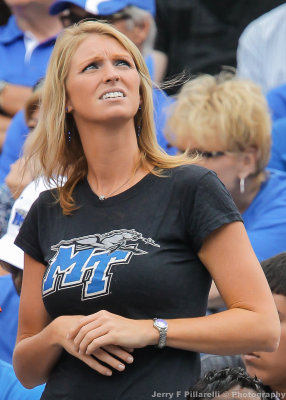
left=13, top=316, right=63, bottom=389
left=68, top=307, right=280, bottom=357
left=165, top=308, right=280, bottom=354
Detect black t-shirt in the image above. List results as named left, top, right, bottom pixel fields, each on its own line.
left=15, top=165, right=242, bottom=400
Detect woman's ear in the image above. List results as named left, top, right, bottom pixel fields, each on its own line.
left=237, top=147, right=258, bottom=180
left=65, top=104, right=72, bottom=113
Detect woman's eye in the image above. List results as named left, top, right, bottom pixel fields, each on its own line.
left=82, top=63, right=98, bottom=72
left=115, top=59, right=131, bottom=67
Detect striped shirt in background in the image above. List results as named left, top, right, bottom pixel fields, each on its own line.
left=237, top=3, right=286, bottom=94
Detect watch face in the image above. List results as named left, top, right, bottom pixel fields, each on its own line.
left=156, top=319, right=168, bottom=328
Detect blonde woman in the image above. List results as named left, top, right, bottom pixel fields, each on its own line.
left=166, top=73, right=286, bottom=262
left=13, top=22, right=280, bottom=400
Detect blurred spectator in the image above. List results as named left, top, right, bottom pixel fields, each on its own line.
left=49, top=0, right=176, bottom=154
left=242, top=253, right=286, bottom=396
left=200, top=252, right=286, bottom=398
left=0, top=81, right=43, bottom=236
left=0, top=0, right=61, bottom=148
left=50, top=0, right=157, bottom=76
left=0, top=79, right=42, bottom=189
left=166, top=72, right=286, bottom=262
left=0, top=178, right=55, bottom=364
left=237, top=3, right=286, bottom=93
left=189, top=367, right=269, bottom=400
left=154, top=0, right=285, bottom=95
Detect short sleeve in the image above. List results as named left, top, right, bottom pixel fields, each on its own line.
left=185, top=171, right=243, bottom=253
left=14, top=195, right=45, bottom=264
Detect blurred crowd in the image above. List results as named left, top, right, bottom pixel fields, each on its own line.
left=1, top=0, right=286, bottom=398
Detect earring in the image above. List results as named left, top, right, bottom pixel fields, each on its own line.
left=240, top=177, right=245, bottom=194
left=66, top=130, right=72, bottom=143
left=136, top=124, right=141, bottom=137
left=136, top=105, right=142, bottom=137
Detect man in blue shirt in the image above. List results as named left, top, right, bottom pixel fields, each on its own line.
left=0, top=0, right=61, bottom=147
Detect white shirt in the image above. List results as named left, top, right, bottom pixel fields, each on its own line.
left=237, top=3, right=286, bottom=94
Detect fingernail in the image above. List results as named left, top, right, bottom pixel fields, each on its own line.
left=105, top=370, right=112, bottom=376
left=118, top=363, right=125, bottom=371
left=127, top=356, right=134, bottom=363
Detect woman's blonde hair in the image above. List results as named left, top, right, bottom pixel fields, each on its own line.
left=24, top=20, right=193, bottom=214
left=166, top=72, right=271, bottom=179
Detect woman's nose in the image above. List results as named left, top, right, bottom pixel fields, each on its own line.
left=103, top=63, right=120, bottom=83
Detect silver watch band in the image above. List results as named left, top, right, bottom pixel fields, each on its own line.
left=153, top=318, right=168, bottom=349
left=158, top=329, right=167, bottom=349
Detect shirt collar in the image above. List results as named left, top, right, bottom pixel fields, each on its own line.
left=0, top=15, right=24, bottom=44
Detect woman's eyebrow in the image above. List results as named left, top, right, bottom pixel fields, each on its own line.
left=77, top=53, right=134, bottom=68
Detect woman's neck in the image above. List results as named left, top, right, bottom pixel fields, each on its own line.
left=12, top=4, right=62, bottom=42
left=80, top=122, right=148, bottom=197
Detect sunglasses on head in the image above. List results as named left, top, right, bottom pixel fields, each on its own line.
left=59, top=9, right=131, bottom=27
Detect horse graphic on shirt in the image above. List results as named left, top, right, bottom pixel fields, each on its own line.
left=51, top=229, right=159, bottom=255
left=43, top=229, right=160, bottom=300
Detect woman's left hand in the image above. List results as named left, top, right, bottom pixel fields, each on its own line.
left=67, top=310, right=158, bottom=355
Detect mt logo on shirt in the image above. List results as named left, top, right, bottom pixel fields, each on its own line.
left=43, top=229, right=159, bottom=300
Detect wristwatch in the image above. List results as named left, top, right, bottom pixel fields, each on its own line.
left=153, top=318, right=168, bottom=349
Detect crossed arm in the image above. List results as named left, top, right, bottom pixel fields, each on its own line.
left=13, top=221, right=280, bottom=388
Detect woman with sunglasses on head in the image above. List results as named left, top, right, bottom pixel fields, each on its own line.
left=166, top=72, right=286, bottom=309
left=166, top=72, right=286, bottom=263
left=12, top=22, right=280, bottom=400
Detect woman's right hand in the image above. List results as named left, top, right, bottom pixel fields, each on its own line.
left=54, top=315, right=134, bottom=376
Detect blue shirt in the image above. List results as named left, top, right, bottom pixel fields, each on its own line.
left=0, top=16, right=56, bottom=86
left=0, top=110, right=28, bottom=185
left=152, top=88, right=177, bottom=155
left=267, top=83, right=286, bottom=122
left=0, top=275, right=19, bottom=364
left=268, top=117, right=286, bottom=172
left=0, top=359, right=44, bottom=399
left=145, top=53, right=154, bottom=81
left=242, top=169, right=286, bottom=261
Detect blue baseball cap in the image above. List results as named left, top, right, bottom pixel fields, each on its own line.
left=50, top=0, right=155, bottom=17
